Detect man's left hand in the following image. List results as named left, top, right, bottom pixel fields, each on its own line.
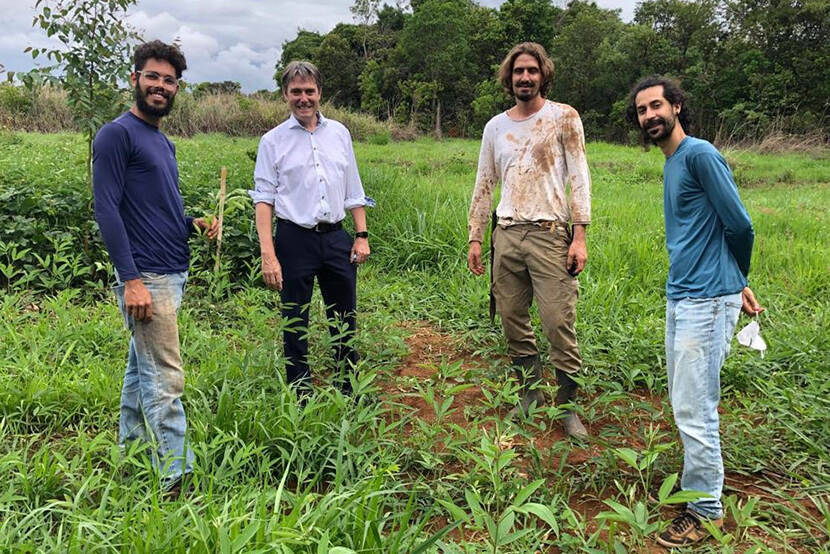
left=566, top=238, right=588, bottom=276
left=194, top=216, right=220, bottom=240
left=741, top=286, right=765, bottom=316
left=351, top=237, right=370, bottom=264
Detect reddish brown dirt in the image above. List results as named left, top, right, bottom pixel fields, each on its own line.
left=382, top=321, right=823, bottom=552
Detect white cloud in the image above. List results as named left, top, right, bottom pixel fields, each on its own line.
left=0, top=0, right=636, bottom=90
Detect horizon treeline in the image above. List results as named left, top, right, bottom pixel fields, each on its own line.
left=276, top=0, right=829, bottom=142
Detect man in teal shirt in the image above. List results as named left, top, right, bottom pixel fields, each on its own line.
left=626, top=76, right=764, bottom=548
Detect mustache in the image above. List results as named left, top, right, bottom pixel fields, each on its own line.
left=516, top=81, right=534, bottom=88
left=645, top=117, right=667, bottom=129
left=146, top=87, right=170, bottom=99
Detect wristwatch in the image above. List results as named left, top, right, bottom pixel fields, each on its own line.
left=355, top=231, right=369, bottom=238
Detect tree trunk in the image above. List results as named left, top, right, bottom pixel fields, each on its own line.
left=434, top=99, right=442, bottom=139
left=87, top=134, right=93, bottom=190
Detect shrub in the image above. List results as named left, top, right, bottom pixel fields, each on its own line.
left=1, top=86, right=399, bottom=141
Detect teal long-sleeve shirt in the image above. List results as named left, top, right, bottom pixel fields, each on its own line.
left=663, top=137, right=754, bottom=299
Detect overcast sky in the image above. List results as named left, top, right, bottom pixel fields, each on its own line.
left=1, top=0, right=636, bottom=92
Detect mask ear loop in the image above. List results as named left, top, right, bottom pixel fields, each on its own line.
left=755, top=312, right=764, bottom=358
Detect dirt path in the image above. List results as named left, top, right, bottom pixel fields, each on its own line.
left=378, top=321, right=821, bottom=552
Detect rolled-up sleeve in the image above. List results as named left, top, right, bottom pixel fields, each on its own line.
left=250, top=135, right=277, bottom=205
left=342, top=131, right=366, bottom=210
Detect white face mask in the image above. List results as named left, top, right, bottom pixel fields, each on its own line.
left=736, top=319, right=766, bottom=358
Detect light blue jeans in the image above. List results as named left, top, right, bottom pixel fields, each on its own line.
left=114, top=271, right=194, bottom=488
left=666, top=292, right=742, bottom=520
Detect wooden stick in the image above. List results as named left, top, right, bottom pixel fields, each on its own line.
left=214, top=167, right=227, bottom=273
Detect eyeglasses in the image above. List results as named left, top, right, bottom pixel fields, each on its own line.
left=136, top=70, right=179, bottom=88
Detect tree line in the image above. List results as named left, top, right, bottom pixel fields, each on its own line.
left=277, top=0, right=829, bottom=142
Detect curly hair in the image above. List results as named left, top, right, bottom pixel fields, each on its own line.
left=134, top=40, right=187, bottom=79
left=497, top=42, right=555, bottom=98
left=625, top=75, right=690, bottom=131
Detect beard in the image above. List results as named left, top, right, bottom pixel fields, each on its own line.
left=642, top=113, right=676, bottom=144
left=514, top=81, right=539, bottom=102
left=134, top=83, right=175, bottom=118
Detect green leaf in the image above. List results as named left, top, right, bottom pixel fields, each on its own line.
left=517, top=503, right=559, bottom=535
left=230, top=523, right=259, bottom=551
left=514, top=478, right=545, bottom=506
left=657, top=473, right=678, bottom=502
left=497, top=509, right=515, bottom=541
left=437, top=499, right=468, bottom=523
left=410, top=518, right=465, bottom=554
left=614, top=447, right=639, bottom=470
left=661, top=489, right=713, bottom=505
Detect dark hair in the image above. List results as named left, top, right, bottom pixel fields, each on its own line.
left=281, top=60, right=323, bottom=92
left=625, top=75, right=690, bottom=131
left=134, top=40, right=187, bottom=79
left=497, top=42, right=555, bottom=98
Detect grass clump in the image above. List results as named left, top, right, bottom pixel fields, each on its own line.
left=1, top=133, right=828, bottom=551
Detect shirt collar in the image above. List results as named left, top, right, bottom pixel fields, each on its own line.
left=287, top=111, right=328, bottom=130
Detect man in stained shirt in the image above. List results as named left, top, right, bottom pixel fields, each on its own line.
left=627, top=76, right=763, bottom=548
left=467, top=42, right=592, bottom=439
left=251, top=61, right=370, bottom=398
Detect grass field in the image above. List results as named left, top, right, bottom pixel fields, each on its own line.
left=1, top=132, right=829, bottom=552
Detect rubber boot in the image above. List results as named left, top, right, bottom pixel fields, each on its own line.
left=508, top=354, right=546, bottom=418
left=555, top=368, right=589, bottom=440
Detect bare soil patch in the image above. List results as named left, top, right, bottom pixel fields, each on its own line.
left=382, top=320, right=822, bottom=551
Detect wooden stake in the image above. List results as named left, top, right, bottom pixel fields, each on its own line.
left=214, top=167, right=227, bottom=273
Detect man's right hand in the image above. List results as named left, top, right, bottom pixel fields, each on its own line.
left=125, top=279, right=153, bottom=321
left=262, top=253, right=283, bottom=290
left=467, top=241, right=485, bottom=275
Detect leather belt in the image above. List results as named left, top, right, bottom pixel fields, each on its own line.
left=278, top=218, right=343, bottom=233
left=538, top=220, right=567, bottom=232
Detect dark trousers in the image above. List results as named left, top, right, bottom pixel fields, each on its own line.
left=275, top=219, right=358, bottom=388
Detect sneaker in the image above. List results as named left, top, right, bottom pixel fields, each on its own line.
left=162, top=474, right=192, bottom=501
left=656, top=510, right=722, bottom=548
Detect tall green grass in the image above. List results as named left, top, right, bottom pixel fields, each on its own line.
left=1, top=133, right=828, bottom=551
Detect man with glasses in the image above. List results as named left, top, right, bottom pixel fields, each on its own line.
left=93, top=40, right=218, bottom=499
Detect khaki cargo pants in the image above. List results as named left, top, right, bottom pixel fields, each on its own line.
left=492, top=223, right=582, bottom=374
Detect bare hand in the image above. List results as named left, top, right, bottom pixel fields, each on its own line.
left=468, top=241, right=485, bottom=275
left=262, top=253, right=283, bottom=290
left=741, top=286, right=764, bottom=316
left=194, top=216, right=220, bottom=240
left=125, top=279, right=153, bottom=321
left=566, top=238, right=588, bottom=276
left=350, top=237, right=370, bottom=264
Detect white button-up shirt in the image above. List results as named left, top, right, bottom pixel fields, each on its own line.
left=250, top=112, right=367, bottom=228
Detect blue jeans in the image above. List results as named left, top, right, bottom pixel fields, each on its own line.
left=114, top=271, right=194, bottom=487
left=666, top=293, right=742, bottom=520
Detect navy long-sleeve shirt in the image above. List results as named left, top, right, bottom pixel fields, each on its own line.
left=664, top=137, right=754, bottom=299
left=93, top=111, right=193, bottom=281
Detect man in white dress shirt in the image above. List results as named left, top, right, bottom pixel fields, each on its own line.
left=251, top=60, right=370, bottom=396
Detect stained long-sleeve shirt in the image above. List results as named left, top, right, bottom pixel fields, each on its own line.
left=664, top=137, right=754, bottom=299
left=250, top=112, right=366, bottom=227
left=468, top=100, right=591, bottom=243
left=93, top=111, right=193, bottom=281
